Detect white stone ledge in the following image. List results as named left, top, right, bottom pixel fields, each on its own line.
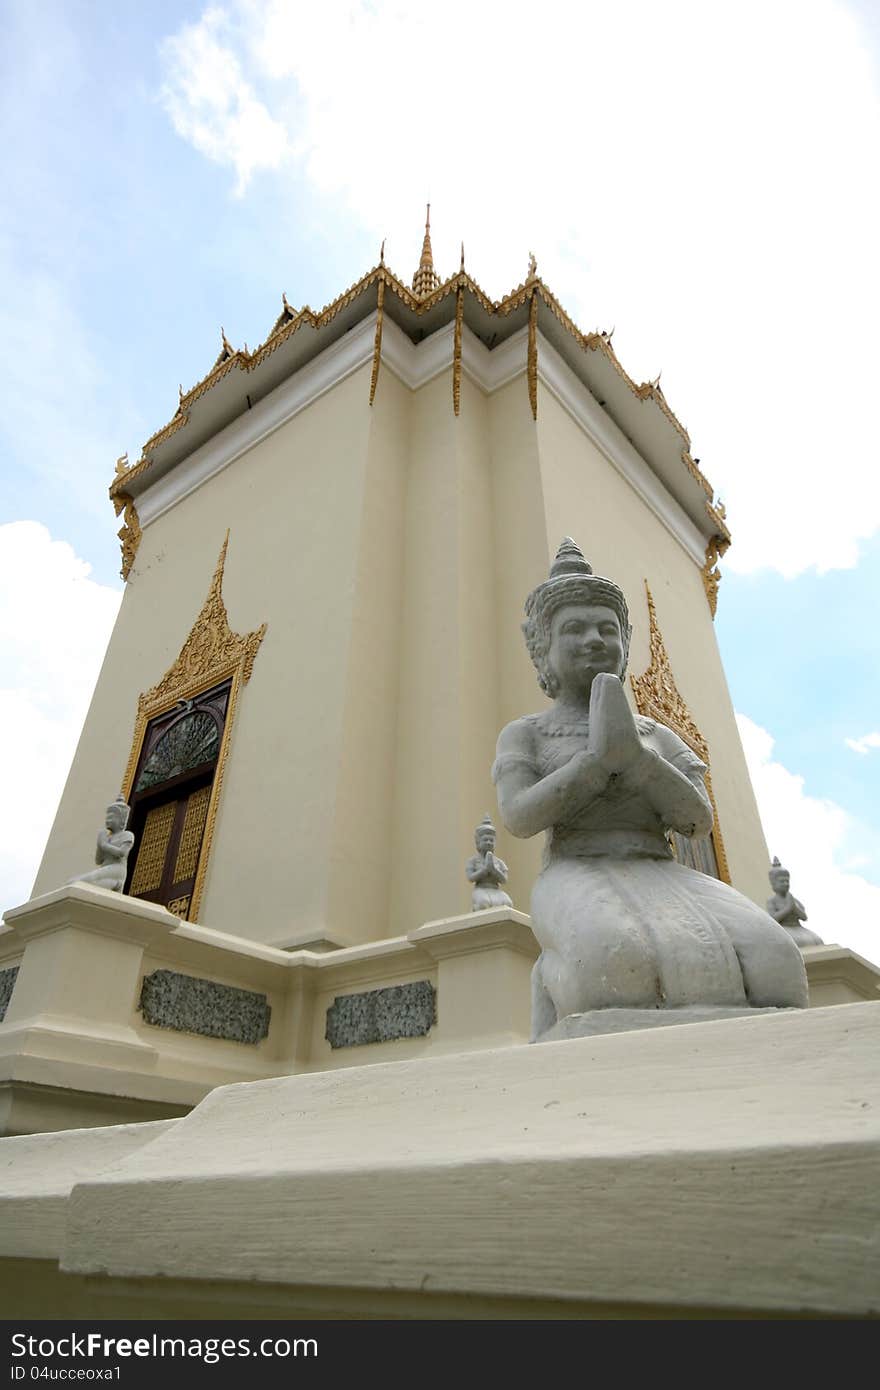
left=2, top=888, right=878, bottom=1135
left=1, top=1002, right=874, bottom=1315
left=0, top=1120, right=174, bottom=1260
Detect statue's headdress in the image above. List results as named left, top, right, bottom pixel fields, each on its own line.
left=474, top=813, right=496, bottom=848
left=522, top=538, right=631, bottom=696
left=106, top=794, right=131, bottom=828
left=769, top=855, right=788, bottom=882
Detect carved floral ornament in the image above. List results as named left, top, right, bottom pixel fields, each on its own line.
left=121, top=534, right=267, bottom=922
left=630, top=582, right=730, bottom=883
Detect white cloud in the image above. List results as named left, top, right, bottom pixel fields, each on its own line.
left=737, top=712, right=880, bottom=967
left=845, top=731, right=880, bottom=755
left=0, top=523, right=122, bottom=912
left=159, top=0, right=880, bottom=578
left=159, top=6, right=288, bottom=195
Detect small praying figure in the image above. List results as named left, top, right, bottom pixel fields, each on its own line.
left=68, top=795, right=135, bottom=893
left=466, top=815, right=513, bottom=911
left=767, top=857, right=823, bottom=947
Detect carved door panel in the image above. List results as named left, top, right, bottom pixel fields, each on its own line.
left=127, top=781, right=212, bottom=918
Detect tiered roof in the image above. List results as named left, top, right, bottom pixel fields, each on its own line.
left=109, top=216, right=731, bottom=604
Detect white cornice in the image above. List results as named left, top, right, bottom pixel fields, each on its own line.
left=137, top=313, right=707, bottom=565
left=533, top=336, right=707, bottom=566
left=137, top=316, right=378, bottom=527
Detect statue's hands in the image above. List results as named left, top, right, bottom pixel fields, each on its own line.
left=587, top=673, right=643, bottom=776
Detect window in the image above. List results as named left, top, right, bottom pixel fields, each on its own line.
left=124, top=681, right=231, bottom=918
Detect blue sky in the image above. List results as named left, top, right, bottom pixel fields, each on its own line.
left=1, top=0, right=878, bottom=961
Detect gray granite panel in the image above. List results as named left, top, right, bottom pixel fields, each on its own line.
left=139, top=969, right=270, bottom=1044
left=325, top=980, right=435, bottom=1049
left=0, top=966, right=18, bottom=1023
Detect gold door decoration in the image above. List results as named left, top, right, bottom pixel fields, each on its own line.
left=630, top=582, right=731, bottom=883
left=129, top=802, right=177, bottom=895
left=121, top=532, right=267, bottom=921
left=173, top=785, right=212, bottom=882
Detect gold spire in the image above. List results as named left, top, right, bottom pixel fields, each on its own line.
left=412, top=204, right=441, bottom=298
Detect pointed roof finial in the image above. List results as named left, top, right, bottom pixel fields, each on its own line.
left=412, top=203, right=441, bottom=298
left=422, top=204, right=432, bottom=261
left=460, top=241, right=465, bottom=273
left=380, top=237, right=386, bottom=265
left=528, top=251, right=537, bottom=279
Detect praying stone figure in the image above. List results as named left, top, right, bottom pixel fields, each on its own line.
left=68, top=795, right=134, bottom=893
left=493, top=539, right=808, bottom=1042
left=767, top=857, right=823, bottom=947
left=466, top=814, right=513, bottom=911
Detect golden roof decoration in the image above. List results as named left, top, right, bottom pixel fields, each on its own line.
left=212, top=328, right=237, bottom=369
left=631, top=582, right=731, bottom=881
left=631, top=582, right=709, bottom=760
left=412, top=204, right=441, bottom=298
left=109, top=218, right=729, bottom=550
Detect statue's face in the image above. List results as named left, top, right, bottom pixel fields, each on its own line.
left=770, top=870, right=790, bottom=894
left=106, top=805, right=127, bottom=832
left=547, top=603, right=623, bottom=696
left=476, top=829, right=495, bottom=853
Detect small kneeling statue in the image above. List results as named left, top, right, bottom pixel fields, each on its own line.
left=68, top=795, right=135, bottom=893
left=767, top=857, right=822, bottom=947
left=466, top=814, right=513, bottom=911
left=493, top=539, right=808, bottom=1041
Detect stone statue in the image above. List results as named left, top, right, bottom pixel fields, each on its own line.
left=68, top=795, right=135, bottom=893
left=466, top=815, right=513, bottom=911
left=767, top=857, right=822, bottom=947
left=492, top=539, right=808, bottom=1041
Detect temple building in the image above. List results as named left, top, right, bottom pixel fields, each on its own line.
left=3, top=213, right=878, bottom=1139
left=1, top=213, right=878, bottom=1320
left=34, top=210, right=751, bottom=942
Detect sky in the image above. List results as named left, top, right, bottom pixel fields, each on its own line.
left=1, top=0, right=878, bottom=964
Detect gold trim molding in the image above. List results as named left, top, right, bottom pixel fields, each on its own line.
left=121, top=532, right=267, bottom=922
left=452, top=285, right=464, bottom=416
left=701, top=535, right=730, bottom=618
left=369, top=276, right=385, bottom=406
left=113, top=492, right=142, bottom=581
left=630, top=582, right=731, bottom=883
left=112, top=453, right=142, bottom=581
left=527, top=291, right=538, bottom=421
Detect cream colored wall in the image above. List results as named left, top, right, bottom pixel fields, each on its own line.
left=33, top=366, right=377, bottom=943
left=484, top=376, right=551, bottom=906
left=389, top=371, right=501, bottom=936
left=325, top=370, right=410, bottom=942
left=534, top=383, right=770, bottom=902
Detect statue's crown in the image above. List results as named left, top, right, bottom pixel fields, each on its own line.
left=106, top=794, right=131, bottom=826
left=548, top=537, right=593, bottom=579
left=522, top=538, right=631, bottom=694
left=475, top=813, right=497, bottom=846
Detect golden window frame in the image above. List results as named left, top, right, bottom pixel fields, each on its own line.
left=120, top=533, right=267, bottom=922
